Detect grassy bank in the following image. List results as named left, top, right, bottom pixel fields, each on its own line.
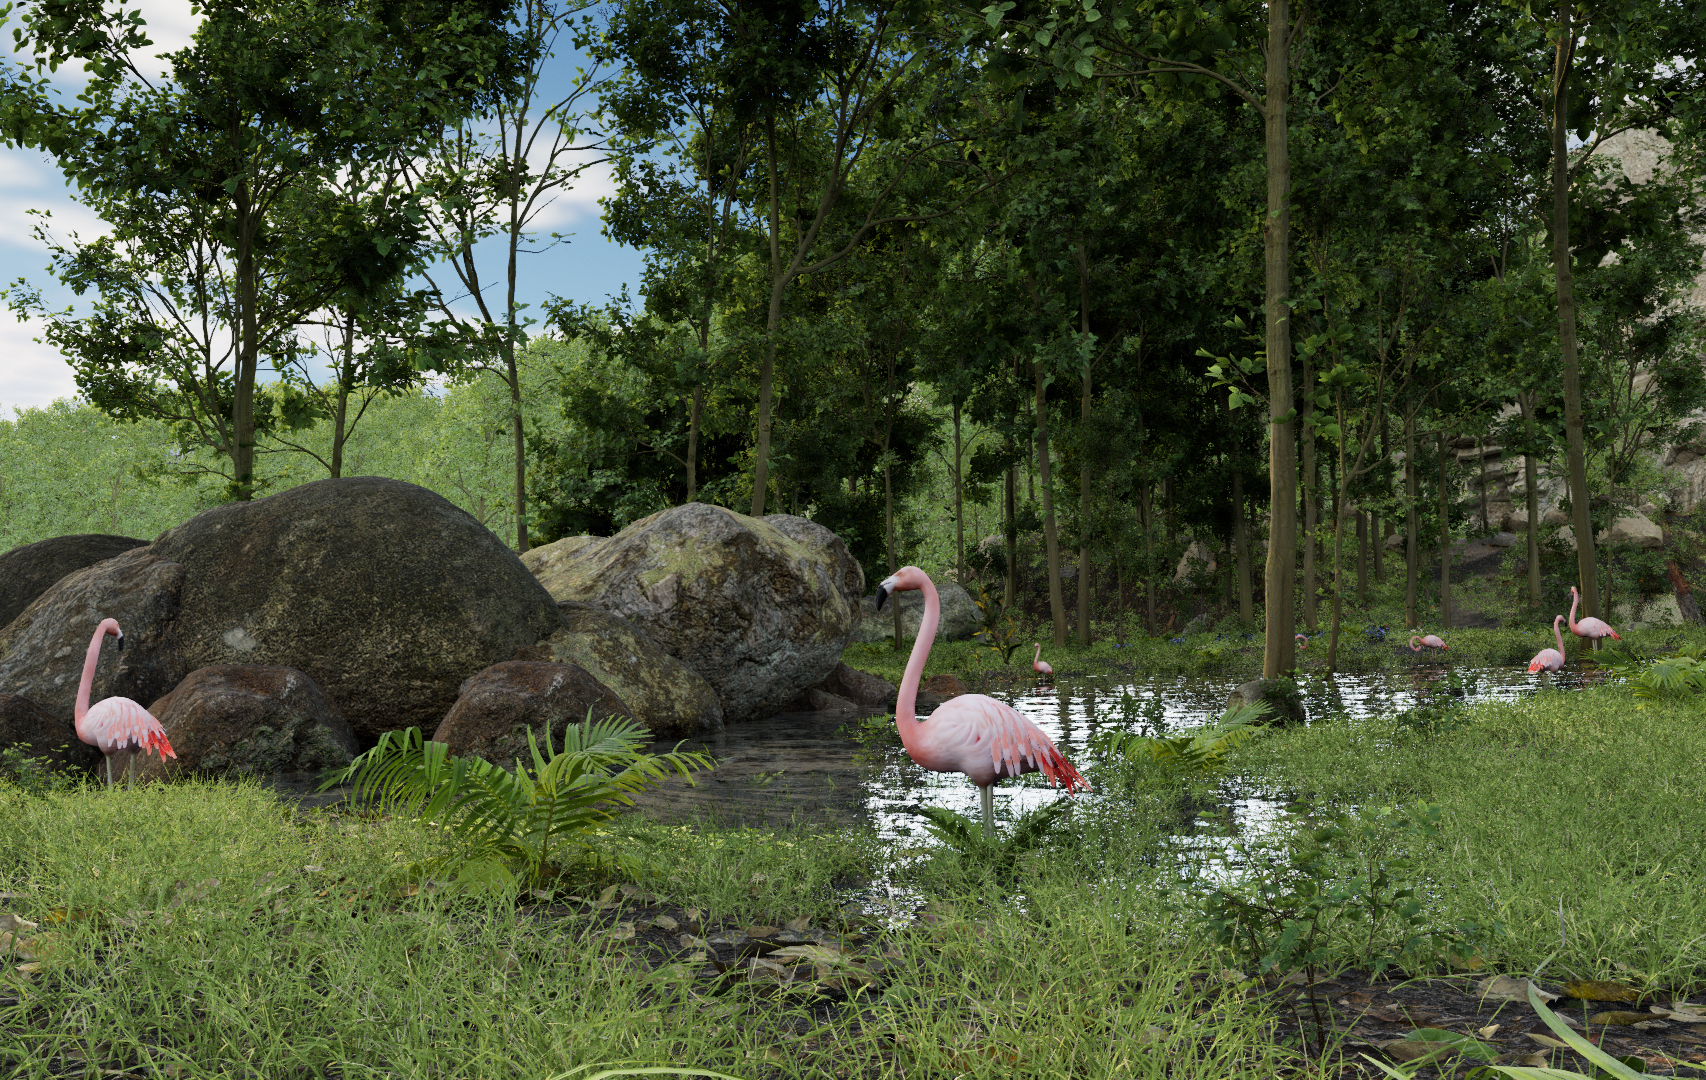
left=843, top=624, right=1706, bottom=687
left=3, top=678, right=1704, bottom=1077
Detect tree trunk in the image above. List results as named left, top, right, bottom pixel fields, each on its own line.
left=1261, top=0, right=1298, bottom=677
left=1142, top=481, right=1156, bottom=635
left=1519, top=392, right=1541, bottom=606
left=1405, top=410, right=1419, bottom=627
left=954, top=399, right=966, bottom=583
left=1437, top=430, right=1452, bottom=628
left=232, top=173, right=259, bottom=502
left=1036, top=361, right=1067, bottom=647
left=886, top=457, right=901, bottom=650
left=1478, top=438, right=1491, bottom=533
left=1356, top=509, right=1368, bottom=605
left=1374, top=405, right=1388, bottom=582
left=751, top=110, right=785, bottom=518
left=1077, top=246, right=1093, bottom=646
left=330, top=313, right=353, bottom=480
left=1300, top=351, right=1317, bottom=631
left=1234, top=471, right=1253, bottom=623
left=1552, top=7, right=1599, bottom=620
left=1328, top=390, right=1346, bottom=672
left=506, top=344, right=527, bottom=551
left=687, top=385, right=702, bottom=502
left=1005, top=460, right=1017, bottom=611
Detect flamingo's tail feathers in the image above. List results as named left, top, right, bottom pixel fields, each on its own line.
left=144, top=729, right=177, bottom=760
left=1040, top=749, right=1091, bottom=794
left=1609, top=629, right=1623, bottom=640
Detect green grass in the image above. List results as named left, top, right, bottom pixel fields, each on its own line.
left=1226, top=684, right=1706, bottom=991
left=5, top=676, right=1706, bottom=1077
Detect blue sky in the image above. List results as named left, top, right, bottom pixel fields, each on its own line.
left=0, top=0, right=648, bottom=414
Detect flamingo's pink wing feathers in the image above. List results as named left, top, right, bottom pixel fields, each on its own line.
left=84, top=697, right=177, bottom=760
left=916, top=694, right=1089, bottom=793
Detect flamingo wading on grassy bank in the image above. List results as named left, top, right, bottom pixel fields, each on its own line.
left=1528, top=615, right=1567, bottom=674
left=1410, top=634, right=1448, bottom=652
left=1568, top=585, right=1622, bottom=649
left=1032, top=644, right=1053, bottom=675
left=879, top=568, right=1088, bottom=837
left=75, top=618, right=177, bottom=787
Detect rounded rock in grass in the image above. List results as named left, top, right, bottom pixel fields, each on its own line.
left=131, top=665, right=359, bottom=782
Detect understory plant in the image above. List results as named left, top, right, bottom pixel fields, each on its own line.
left=1604, top=643, right=1706, bottom=701
left=904, top=799, right=1073, bottom=879
left=1090, top=701, right=1272, bottom=780
left=971, top=585, right=1025, bottom=664
left=321, top=712, right=712, bottom=891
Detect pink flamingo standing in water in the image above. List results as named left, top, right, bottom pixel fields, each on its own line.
left=1567, top=585, right=1621, bottom=650
left=1528, top=615, right=1567, bottom=674
left=1409, top=634, right=1449, bottom=653
left=879, top=568, right=1088, bottom=837
left=75, top=618, right=176, bottom=787
left=1031, top=644, right=1053, bottom=676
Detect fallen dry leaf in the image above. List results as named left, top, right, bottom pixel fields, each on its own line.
left=1588, top=1011, right=1649, bottom=1026
left=1478, top=1024, right=1500, bottom=1040
left=785, top=915, right=811, bottom=933
left=1563, top=980, right=1639, bottom=1003
left=1528, top=1034, right=1569, bottom=1049
left=0, top=913, right=37, bottom=935
left=1381, top=1039, right=1452, bottom=1064
left=1478, top=975, right=1560, bottom=1005
left=652, top=915, right=679, bottom=932
left=768, top=944, right=842, bottom=964
left=605, top=923, right=636, bottom=941
left=1497, top=1052, right=1550, bottom=1068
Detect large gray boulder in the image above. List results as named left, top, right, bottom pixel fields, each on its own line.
left=0, top=533, right=151, bottom=631
left=0, top=478, right=565, bottom=745
left=0, top=547, right=188, bottom=722
left=133, top=666, right=358, bottom=782
left=528, top=505, right=862, bottom=722
left=0, top=693, right=101, bottom=774
left=852, top=579, right=979, bottom=644
left=522, top=602, right=722, bottom=736
left=431, top=661, right=633, bottom=764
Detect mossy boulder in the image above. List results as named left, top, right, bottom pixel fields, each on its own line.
left=852, top=579, right=979, bottom=643
left=134, top=665, right=358, bottom=782
left=524, top=601, right=723, bottom=736
left=1225, top=678, right=1306, bottom=726
left=528, top=505, right=862, bottom=721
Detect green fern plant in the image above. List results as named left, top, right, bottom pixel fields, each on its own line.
left=319, top=710, right=712, bottom=891
left=1090, top=701, right=1271, bottom=779
left=1605, top=643, right=1706, bottom=701
left=904, top=799, right=1072, bottom=876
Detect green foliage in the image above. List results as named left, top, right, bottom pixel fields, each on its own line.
left=1605, top=643, right=1706, bottom=701
left=903, top=800, right=1073, bottom=879
left=1090, top=701, right=1270, bottom=780
left=321, top=712, right=712, bottom=891
left=1196, top=802, right=1491, bottom=980
left=970, top=584, right=1025, bottom=664
left=0, top=747, right=79, bottom=796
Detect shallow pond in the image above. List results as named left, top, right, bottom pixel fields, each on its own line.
left=633, top=660, right=1610, bottom=847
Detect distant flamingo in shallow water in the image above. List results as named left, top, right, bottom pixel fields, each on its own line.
left=1031, top=643, right=1053, bottom=676
left=1294, top=633, right=1308, bottom=651
left=880, top=568, right=1087, bottom=837
left=1567, top=585, right=1621, bottom=650
left=75, top=618, right=176, bottom=787
left=1410, top=634, right=1448, bottom=652
left=1528, top=615, right=1567, bottom=674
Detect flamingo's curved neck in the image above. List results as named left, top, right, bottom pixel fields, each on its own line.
left=1553, top=614, right=1565, bottom=653
left=894, top=576, right=940, bottom=748
left=75, top=620, right=112, bottom=728
left=1409, top=635, right=1422, bottom=651
left=1568, top=588, right=1581, bottom=633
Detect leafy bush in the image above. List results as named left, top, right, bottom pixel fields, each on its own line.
left=321, top=712, right=712, bottom=891
left=903, top=800, right=1073, bottom=879
left=971, top=584, right=1025, bottom=664
left=1605, top=643, right=1706, bottom=700
left=0, top=746, right=80, bottom=796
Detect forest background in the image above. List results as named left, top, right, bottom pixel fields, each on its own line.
left=3, top=0, right=1706, bottom=678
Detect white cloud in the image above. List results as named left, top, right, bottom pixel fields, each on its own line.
left=0, top=314, right=78, bottom=414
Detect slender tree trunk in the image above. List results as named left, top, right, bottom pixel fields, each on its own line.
left=1328, top=391, right=1346, bottom=672
left=1438, top=430, right=1452, bottom=628
left=1077, top=246, right=1094, bottom=646
left=752, top=110, right=785, bottom=518
left=954, top=399, right=966, bottom=583
left=884, top=353, right=900, bottom=649
left=1552, top=8, right=1599, bottom=619
left=232, top=175, right=259, bottom=502
left=1374, top=405, right=1388, bottom=583
left=330, top=312, right=354, bottom=480
left=1519, top=392, right=1542, bottom=606
left=1142, top=481, right=1156, bottom=635
left=1235, top=473, right=1253, bottom=623
left=1356, top=509, right=1368, bottom=605
left=1301, top=352, right=1317, bottom=631
left=1036, top=361, right=1067, bottom=647
left=1260, top=0, right=1298, bottom=676
left=1406, top=410, right=1420, bottom=627
left=506, top=346, right=527, bottom=550
left=686, top=385, right=702, bottom=502
left=1005, top=461, right=1018, bottom=610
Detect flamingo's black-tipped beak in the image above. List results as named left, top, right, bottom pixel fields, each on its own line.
left=116, top=630, right=125, bottom=651
left=875, top=576, right=897, bottom=612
